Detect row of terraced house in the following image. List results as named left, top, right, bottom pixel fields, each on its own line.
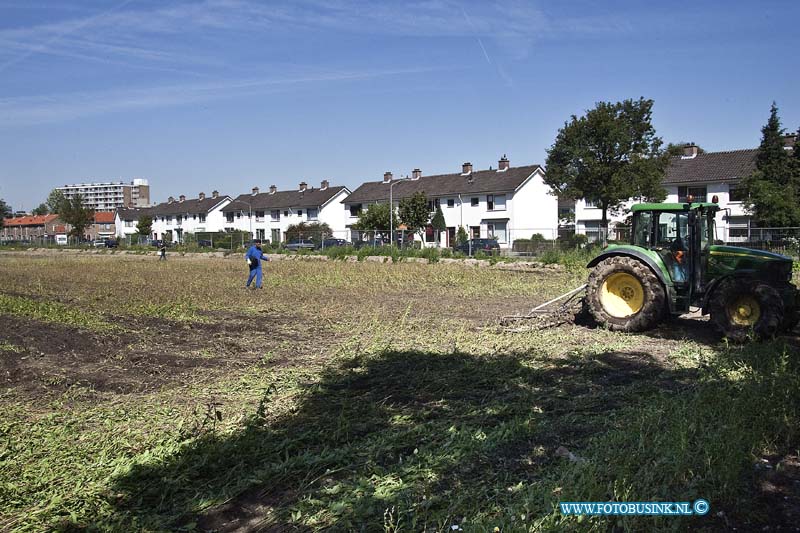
left=112, top=138, right=796, bottom=249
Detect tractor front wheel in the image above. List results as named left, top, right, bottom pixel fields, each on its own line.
left=587, top=256, right=666, bottom=332
left=709, top=278, right=784, bottom=342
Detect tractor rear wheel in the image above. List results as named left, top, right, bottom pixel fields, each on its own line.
left=587, top=256, right=666, bottom=332
left=709, top=278, right=784, bottom=342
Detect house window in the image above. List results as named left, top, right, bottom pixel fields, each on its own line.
left=199, top=214, right=206, bottom=223
left=255, top=211, right=265, bottom=222
left=584, top=199, right=598, bottom=208
left=226, top=212, right=234, bottom=223
left=125, top=220, right=134, bottom=227
left=447, top=199, right=455, bottom=208
left=471, top=197, right=479, bottom=207
left=678, top=186, right=707, bottom=203
left=166, top=216, right=173, bottom=225
left=487, top=222, right=507, bottom=243
left=470, top=226, right=480, bottom=238
left=492, top=195, right=506, bottom=211
left=271, top=229, right=281, bottom=243
left=284, top=210, right=289, bottom=217
left=349, top=204, right=362, bottom=217
left=256, top=229, right=266, bottom=240
left=487, top=195, right=494, bottom=210
left=192, top=214, right=197, bottom=221
left=176, top=215, right=182, bottom=224
left=297, top=210, right=303, bottom=217
left=307, top=208, right=318, bottom=220
left=236, top=212, right=242, bottom=219
left=271, top=210, right=280, bottom=221
left=729, top=186, right=747, bottom=203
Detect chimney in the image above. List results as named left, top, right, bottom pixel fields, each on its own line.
left=461, top=162, right=473, bottom=175
left=269, top=185, right=277, bottom=194
left=782, top=133, right=797, bottom=150
left=252, top=187, right=259, bottom=195
left=682, top=143, right=699, bottom=158
left=168, top=196, right=174, bottom=203
left=383, top=171, right=393, bottom=183
left=320, top=179, right=329, bottom=190
left=498, top=154, right=510, bottom=171
left=212, top=190, right=219, bottom=198
left=412, top=168, right=422, bottom=180
left=198, top=192, right=205, bottom=200
left=179, top=195, right=185, bottom=202
left=299, top=181, right=307, bottom=192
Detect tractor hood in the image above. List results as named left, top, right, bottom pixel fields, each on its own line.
left=708, top=245, right=793, bottom=281
left=709, top=245, right=792, bottom=263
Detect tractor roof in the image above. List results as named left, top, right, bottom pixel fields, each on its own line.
left=631, top=202, right=719, bottom=212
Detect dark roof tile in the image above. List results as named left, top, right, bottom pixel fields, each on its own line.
left=223, top=186, right=347, bottom=212
left=344, top=165, right=542, bottom=204
left=664, top=149, right=757, bottom=185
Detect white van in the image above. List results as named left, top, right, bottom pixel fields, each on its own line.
left=55, top=235, right=68, bottom=245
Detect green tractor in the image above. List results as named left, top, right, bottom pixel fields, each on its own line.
left=586, top=202, right=799, bottom=341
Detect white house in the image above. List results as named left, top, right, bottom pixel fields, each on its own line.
left=115, top=190, right=231, bottom=242
left=221, top=181, right=351, bottom=243
left=343, top=156, right=558, bottom=248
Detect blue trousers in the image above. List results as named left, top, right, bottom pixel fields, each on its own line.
left=247, top=267, right=263, bottom=288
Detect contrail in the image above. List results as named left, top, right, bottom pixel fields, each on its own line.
left=0, top=0, right=137, bottom=73
left=476, top=37, right=492, bottom=65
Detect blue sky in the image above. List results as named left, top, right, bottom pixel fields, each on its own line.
left=0, top=0, right=798, bottom=210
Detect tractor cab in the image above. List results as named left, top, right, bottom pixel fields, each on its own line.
left=629, top=201, right=717, bottom=308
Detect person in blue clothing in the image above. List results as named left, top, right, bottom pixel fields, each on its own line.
left=245, top=239, right=270, bottom=289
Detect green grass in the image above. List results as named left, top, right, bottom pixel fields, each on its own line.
left=0, top=293, right=118, bottom=332
left=0, top=256, right=799, bottom=531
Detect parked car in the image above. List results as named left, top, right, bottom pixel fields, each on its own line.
left=92, top=240, right=106, bottom=247
left=197, top=239, right=213, bottom=247
left=316, top=238, right=350, bottom=249
left=284, top=239, right=316, bottom=251
left=104, top=239, right=118, bottom=248
left=454, top=238, right=500, bottom=256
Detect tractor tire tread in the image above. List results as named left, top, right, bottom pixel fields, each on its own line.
left=586, top=256, right=666, bottom=332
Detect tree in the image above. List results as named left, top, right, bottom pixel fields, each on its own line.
left=60, top=195, right=94, bottom=239
left=398, top=192, right=430, bottom=241
left=285, top=221, right=332, bottom=242
left=0, top=198, right=11, bottom=229
left=430, top=205, right=446, bottom=247
left=740, top=103, right=800, bottom=227
left=47, top=189, right=67, bottom=214
left=545, top=98, right=668, bottom=239
left=353, top=203, right=399, bottom=236
left=456, top=225, right=469, bottom=246
left=136, top=215, right=153, bottom=237
left=31, top=203, right=49, bottom=216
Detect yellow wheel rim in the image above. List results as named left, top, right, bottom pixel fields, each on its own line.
left=727, top=295, right=761, bottom=326
left=600, top=272, right=645, bottom=318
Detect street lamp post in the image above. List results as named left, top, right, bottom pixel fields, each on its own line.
left=389, top=176, right=411, bottom=248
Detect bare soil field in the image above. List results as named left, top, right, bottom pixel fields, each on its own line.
left=1, top=254, right=799, bottom=532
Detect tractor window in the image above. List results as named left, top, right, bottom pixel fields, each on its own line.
left=656, top=212, right=688, bottom=249
left=633, top=212, right=653, bottom=247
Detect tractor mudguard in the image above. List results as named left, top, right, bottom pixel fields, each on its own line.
left=587, top=249, right=676, bottom=313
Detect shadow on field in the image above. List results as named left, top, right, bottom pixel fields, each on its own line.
left=106, top=348, right=700, bottom=531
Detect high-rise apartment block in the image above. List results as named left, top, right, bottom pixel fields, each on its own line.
left=58, top=178, right=150, bottom=211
